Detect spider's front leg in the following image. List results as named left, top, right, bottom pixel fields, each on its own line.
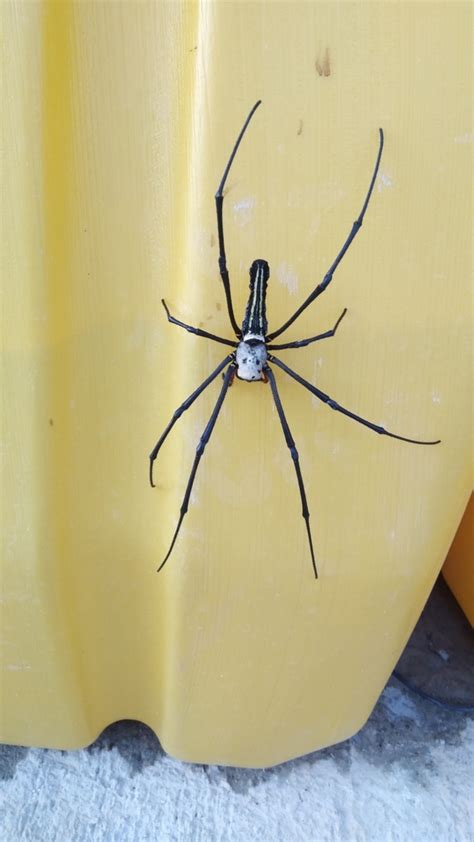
left=215, top=100, right=262, bottom=337
left=266, top=129, right=384, bottom=342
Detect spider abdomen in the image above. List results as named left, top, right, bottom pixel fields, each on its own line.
left=236, top=339, right=268, bottom=381
left=242, top=259, right=269, bottom=338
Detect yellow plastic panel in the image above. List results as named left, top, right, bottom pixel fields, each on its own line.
left=443, top=494, right=474, bottom=626
left=1, top=1, right=471, bottom=766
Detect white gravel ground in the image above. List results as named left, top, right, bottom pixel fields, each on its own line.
left=1, top=678, right=473, bottom=842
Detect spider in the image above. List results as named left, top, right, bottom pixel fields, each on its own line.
left=149, top=100, right=440, bottom=578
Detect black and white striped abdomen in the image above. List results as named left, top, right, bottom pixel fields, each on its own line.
left=241, top=259, right=269, bottom=339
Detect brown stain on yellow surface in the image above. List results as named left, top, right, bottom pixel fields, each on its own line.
left=315, top=48, right=331, bottom=77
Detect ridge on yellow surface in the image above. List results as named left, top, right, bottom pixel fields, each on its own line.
left=1, top=1, right=472, bottom=766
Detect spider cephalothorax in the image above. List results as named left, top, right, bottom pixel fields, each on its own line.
left=149, top=101, right=440, bottom=578
left=235, top=337, right=268, bottom=382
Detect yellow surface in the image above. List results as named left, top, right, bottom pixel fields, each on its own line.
left=1, top=2, right=472, bottom=766
left=443, top=495, right=474, bottom=626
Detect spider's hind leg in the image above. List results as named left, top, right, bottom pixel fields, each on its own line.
left=157, top=363, right=235, bottom=572
left=270, top=355, right=441, bottom=446
left=265, top=366, right=318, bottom=579
left=149, top=354, right=234, bottom=487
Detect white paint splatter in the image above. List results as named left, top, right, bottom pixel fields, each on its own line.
left=276, top=262, right=299, bottom=294
left=454, top=133, right=472, bottom=144
left=431, top=391, right=441, bottom=404
left=127, top=324, right=144, bottom=349
left=232, top=197, right=256, bottom=226
left=377, top=171, right=393, bottom=192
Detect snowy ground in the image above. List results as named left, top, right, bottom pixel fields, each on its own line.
left=1, top=579, right=473, bottom=842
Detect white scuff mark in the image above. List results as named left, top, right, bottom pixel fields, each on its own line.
left=127, top=324, right=144, bottom=350
left=276, top=262, right=299, bottom=294
left=377, top=171, right=393, bottom=192
left=232, top=196, right=256, bottom=227
left=309, top=215, right=321, bottom=237
left=454, top=133, right=472, bottom=144
left=287, top=190, right=302, bottom=209
left=383, top=686, right=421, bottom=723
left=5, top=662, right=32, bottom=672
left=431, top=391, right=441, bottom=404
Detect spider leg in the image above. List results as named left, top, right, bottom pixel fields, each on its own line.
left=266, top=367, right=318, bottom=578
left=270, top=355, right=441, bottom=446
left=162, top=300, right=238, bottom=348
left=215, top=100, right=262, bottom=337
left=267, top=308, right=347, bottom=350
left=266, top=129, right=384, bottom=342
left=149, top=354, right=234, bottom=487
left=157, top=364, right=235, bottom=572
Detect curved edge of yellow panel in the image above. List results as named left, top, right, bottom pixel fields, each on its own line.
left=443, top=494, right=474, bottom=626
